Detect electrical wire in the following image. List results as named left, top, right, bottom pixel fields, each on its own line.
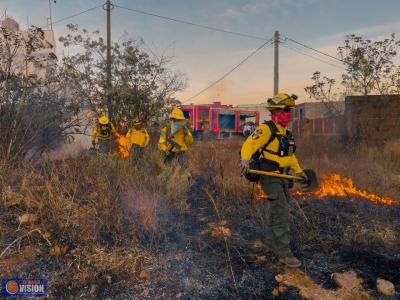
left=114, top=4, right=269, bottom=41
left=284, top=36, right=344, bottom=63
left=282, top=42, right=344, bottom=68
left=183, top=38, right=274, bottom=103
left=32, top=4, right=350, bottom=104
left=42, top=5, right=103, bottom=28
left=281, top=43, right=345, bottom=70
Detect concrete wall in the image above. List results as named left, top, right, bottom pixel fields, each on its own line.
left=345, top=95, right=400, bottom=141
left=293, top=101, right=345, bottom=120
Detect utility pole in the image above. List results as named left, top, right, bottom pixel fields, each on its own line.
left=48, top=0, right=54, bottom=31
left=106, top=0, right=112, bottom=120
left=273, top=30, right=279, bottom=95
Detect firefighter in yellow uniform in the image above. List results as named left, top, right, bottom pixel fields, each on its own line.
left=241, top=93, right=307, bottom=268
left=126, top=119, right=150, bottom=164
left=92, top=116, right=116, bottom=154
left=158, top=108, right=193, bottom=167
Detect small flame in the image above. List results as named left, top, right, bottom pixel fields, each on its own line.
left=255, top=184, right=268, bottom=200
left=298, top=173, right=398, bottom=206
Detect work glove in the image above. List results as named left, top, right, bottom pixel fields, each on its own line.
left=92, top=140, right=96, bottom=147
left=296, top=172, right=309, bottom=191
left=297, top=172, right=308, bottom=183
left=240, top=159, right=250, bottom=175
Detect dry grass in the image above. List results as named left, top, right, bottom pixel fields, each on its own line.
left=343, top=222, right=398, bottom=250
left=189, top=139, right=251, bottom=208
left=296, top=137, right=400, bottom=199
left=0, top=135, right=399, bottom=297
left=0, top=149, right=191, bottom=296
left=188, top=136, right=400, bottom=253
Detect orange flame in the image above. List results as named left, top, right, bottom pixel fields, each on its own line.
left=299, top=173, right=398, bottom=206
left=114, top=132, right=130, bottom=158
left=255, top=184, right=268, bottom=200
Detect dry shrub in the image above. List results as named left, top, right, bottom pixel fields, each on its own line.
left=157, top=163, right=190, bottom=211
left=123, top=188, right=160, bottom=234
left=343, top=222, right=398, bottom=251
left=121, top=187, right=172, bottom=248
left=131, top=145, right=192, bottom=211
left=189, top=138, right=250, bottom=207
left=0, top=153, right=160, bottom=294
left=0, top=142, right=195, bottom=295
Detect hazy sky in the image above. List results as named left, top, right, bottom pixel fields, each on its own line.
left=2, top=0, right=400, bottom=105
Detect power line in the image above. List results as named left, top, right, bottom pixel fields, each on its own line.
left=183, top=38, right=274, bottom=103
left=282, top=42, right=344, bottom=69
left=114, top=4, right=269, bottom=41
left=284, top=36, right=344, bottom=63
left=42, top=5, right=103, bottom=28
left=281, top=43, right=345, bottom=70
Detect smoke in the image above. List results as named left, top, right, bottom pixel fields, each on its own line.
left=46, top=109, right=95, bottom=160
left=47, top=133, right=91, bottom=160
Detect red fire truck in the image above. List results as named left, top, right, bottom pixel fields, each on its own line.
left=181, top=102, right=259, bottom=137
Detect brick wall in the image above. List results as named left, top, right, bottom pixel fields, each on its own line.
left=292, top=117, right=345, bottom=137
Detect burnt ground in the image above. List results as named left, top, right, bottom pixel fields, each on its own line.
left=101, top=176, right=400, bottom=300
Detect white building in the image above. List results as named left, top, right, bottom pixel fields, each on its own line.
left=1, top=17, right=56, bottom=79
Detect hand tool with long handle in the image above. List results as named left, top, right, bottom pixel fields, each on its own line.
left=248, top=169, right=303, bottom=181
left=249, top=168, right=319, bottom=192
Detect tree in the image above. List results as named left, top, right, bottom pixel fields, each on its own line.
left=338, top=34, right=400, bottom=95
left=304, top=72, right=343, bottom=117
left=386, top=65, right=400, bottom=95
left=0, top=24, right=82, bottom=162
left=58, top=24, right=187, bottom=128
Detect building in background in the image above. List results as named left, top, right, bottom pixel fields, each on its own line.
left=1, top=17, right=56, bottom=79
left=291, top=101, right=345, bottom=137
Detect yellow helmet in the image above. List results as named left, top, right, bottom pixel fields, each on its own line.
left=266, top=93, right=298, bottom=110
left=170, top=107, right=185, bottom=120
left=98, top=115, right=110, bottom=125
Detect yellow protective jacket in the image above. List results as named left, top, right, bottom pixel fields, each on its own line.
left=158, top=126, right=193, bottom=152
left=92, top=123, right=116, bottom=141
left=241, top=121, right=302, bottom=174
left=126, top=128, right=150, bottom=148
